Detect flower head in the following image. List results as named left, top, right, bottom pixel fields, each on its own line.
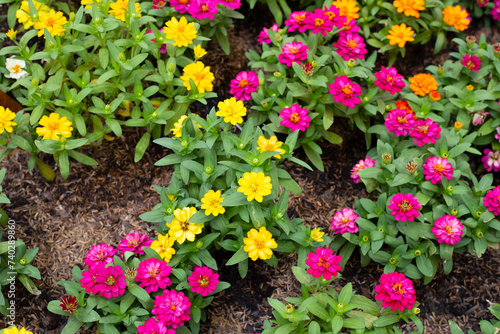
left=339, top=17, right=360, bottom=36
left=0, top=106, right=17, bottom=134
left=36, top=113, right=73, bottom=140
left=305, top=247, right=342, bottom=280
left=180, top=61, right=214, bottom=93
left=375, top=272, right=416, bottom=311
left=150, top=234, right=176, bottom=262
left=6, top=29, right=17, bottom=40
left=187, top=0, right=218, bottom=19
left=218, top=0, right=241, bottom=9
left=167, top=207, right=203, bottom=244
left=393, top=0, right=425, bottom=18
left=310, top=228, right=324, bottom=242
left=384, top=108, right=415, bottom=136
left=278, top=41, right=309, bottom=67
left=386, top=23, right=414, bottom=48
left=332, top=0, right=360, bottom=21
left=171, top=115, right=189, bottom=137
left=34, top=9, right=67, bottom=37
left=374, top=66, right=405, bottom=95
left=409, top=118, right=441, bottom=146
left=331, top=208, right=359, bottom=234
left=136, top=258, right=173, bottom=293
left=152, top=289, right=191, bottom=328
left=16, top=0, right=49, bottom=29
left=109, top=0, right=141, bottom=22
left=285, top=11, right=308, bottom=33
left=188, top=265, right=219, bottom=296
left=395, top=100, right=414, bottom=117
left=461, top=54, right=481, bottom=72
left=409, top=73, right=438, bottom=96
left=350, top=157, right=375, bottom=183
left=329, top=75, right=362, bottom=109
left=304, top=8, right=334, bottom=36
left=117, top=231, right=152, bottom=255
left=164, top=16, right=197, bottom=47
left=422, top=156, right=453, bottom=184
left=84, top=243, right=117, bottom=267
left=258, top=23, right=279, bottom=44
left=3, top=328, right=34, bottom=334
left=95, top=265, right=127, bottom=298
left=429, top=90, right=441, bottom=101
left=80, top=263, right=103, bottom=294
left=170, top=0, right=191, bottom=13
left=279, top=104, right=311, bottom=132
left=243, top=226, right=278, bottom=261
left=484, top=186, right=500, bottom=215
left=473, top=110, right=490, bottom=126
left=432, top=215, right=464, bottom=245
left=256, top=136, right=285, bottom=159
left=138, top=318, right=175, bottom=334
left=152, top=0, right=167, bottom=9
left=237, top=172, right=272, bottom=203
left=230, top=71, right=259, bottom=101
left=443, top=5, right=470, bottom=31
left=194, top=44, right=207, bottom=59
left=388, top=193, right=421, bottom=222
left=60, top=295, right=78, bottom=313
left=201, top=190, right=225, bottom=216
left=481, top=149, right=500, bottom=172
left=333, top=32, right=367, bottom=61
left=216, top=97, right=247, bottom=125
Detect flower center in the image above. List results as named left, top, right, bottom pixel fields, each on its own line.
left=396, top=116, right=408, bottom=125
left=255, top=240, right=264, bottom=249
left=290, top=112, right=301, bottom=123
left=491, top=152, right=500, bottom=160
left=391, top=282, right=405, bottom=295
left=417, top=124, right=429, bottom=134
left=198, top=275, right=209, bottom=287
left=180, top=221, right=190, bottom=232
left=128, top=238, right=139, bottom=246
left=148, top=268, right=160, bottom=278
left=398, top=200, right=412, bottom=212
left=340, top=217, right=349, bottom=224
left=239, top=78, right=249, bottom=88
left=289, top=47, right=299, bottom=55
left=179, top=0, right=188, bottom=3
left=106, top=276, right=117, bottom=286
left=444, top=225, right=452, bottom=234
left=341, top=85, right=353, bottom=96
left=96, top=252, right=106, bottom=261
left=347, top=40, right=357, bottom=49
left=397, top=31, right=406, bottom=39
left=46, top=18, right=55, bottom=27
left=386, top=75, right=394, bottom=83
left=433, top=163, right=445, bottom=174
left=295, top=14, right=305, bottom=23
left=157, top=0, right=165, bottom=6
left=466, top=61, right=475, bottom=69
left=201, top=4, right=209, bottom=12
left=325, top=11, right=335, bottom=20
left=318, top=257, right=331, bottom=268
left=171, top=304, right=176, bottom=310
left=314, top=18, right=324, bottom=27
left=12, top=64, right=21, bottom=73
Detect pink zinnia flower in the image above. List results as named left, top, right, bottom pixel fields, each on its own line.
left=323, top=5, right=343, bottom=28
left=170, top=0, right=191, bottom=13
left=329, top=75, right=362, bottom=109
left=484, top=186, right=500, bottom=215
left=304, top=8, right=334, bottom=36
left=138, top=318, right=175, bottom=334
left=229, top=71, right=259, bottom=101
left=481, top=148, right=500, bottom=172
left=278, top=41, right=309, bottom=67
left=188, top=265, right=219, bottom=296
left=60, top=295, right=78, bottom=314
left=117, top=231, right=153, bottom=255
left=409, top=118, right=442, bottom=147
left=217, top=0, right=241, bottom=9
left=258, top=23, right=279, bottom=45
left=350, top=157, right=375, bottom=183
left=152, top=289, right=191, bottom=328
left=492, top=5, right=500, bottom=21
left=422, top=156, right=454, bottom=184
left=339, top=17, right=360, bottom=36
left=279, top=104, right=311, bottom=131
left=476, top=0, right=488, bottom=6
left=374, top=272, right=416, bottom=312
left=432, top=215, right=464, bottom=245
left=388, top=193, right=421, bottom=222
left=333, top=32, right=367, bottom=61
left=187, top=0, right=218, bottom=19
left=80, top=263, right=103, bottom=294
left=285, top=11, right=308, bottom=33
left=305, top=247, right=342, bottom=280
left=461, top=54, right=481, bottom=72
left=136, top=258, right=173, bottom=293
left=152, top=0, right=167, bottom=9
left=495, top=127, right=500, bottom=143
left=331, top=208, right=359, bottom=234
left=374, top=66, right=405, bottom=95
left=384, top=108, right=415, bottom=137
left=94, top=265, right=127, bottom=298
left=84, top=243, right=117, bottom=267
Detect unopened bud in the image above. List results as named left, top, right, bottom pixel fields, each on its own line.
left=389, top=257, right=397, bottom=265
left=362, top=236, right=369, bottom=243
left=19, top=258, right=27, bottom=265
left=412, top=307, right=420, bottom=315
left=454, top=121, right=463, bottom=131
left=466, top=85, right=474, bottom=92
left=118, top=53, right=126, bottom=61
left=166, top=207, right=173, bottom=215
left=273, top=71, right=282, bottom=78
left=261, top=101, right=268, bottom=108
left=196, top=241, right=203, bottom=249
left=466, top=36, right=476, bottom=48
left=205, top=166, right=213, bottom=174
left=181, top=140, right=189, bottom=148
left=476, top=230, right=483, bottom=238
left=285, top=304, right=294, bottom=314
left=347, top=59, right=356, bottom=67
left=168, top=63, right=175, bottom=72
left=125, top=267, right=137, bottom=281
left=437, top=65, right=444, bottom=75
left=414, top=249, right=421, bottom=257
left=493, top=43, right=500, bottom=57
left=381, top=153, right=391, bottom=164
left=406, top=161, right=418, bottom=174
left=451, top=208, right=458, bottom=216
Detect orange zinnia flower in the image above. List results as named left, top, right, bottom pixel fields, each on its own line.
left=393, top=0, right=425, bottom=18
left=409, top=73, right=438, bottom=96
left=386, top=23, right=415, bottom=48
left=429, top=90, right=441, bottom=101
left=442, top=5, right=470, bottom=31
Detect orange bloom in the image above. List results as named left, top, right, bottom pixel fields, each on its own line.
left=442, top=5, right=470, bottom=31
left=395, top=100, right=416, bottom=119
left=386, top=23, right=414, bottom=48
left=332, top=0, right=360, bottom=21
left=393, top=0, right=425, bottom=18
left=429, top=90, right=441, bottom=101
left=409, top=73, right=438, bottom=96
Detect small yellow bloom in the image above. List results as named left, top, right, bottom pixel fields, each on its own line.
left=310, top=228, right=324, bottom=242
left=454, top=121, right=463, bottom=131
left=256, top=136, right=285, bottom=159
left=36, top=113, right=73, bottom=140
left=150, top=234, right=176, bottom=262
left=332, top=0, right=359, bottom=21
left=109, top=0, right=141, bottom=22
left=442, top=5, right=470, bottom=31
left=466, top=84, right=474, bottom=91
left=393, top=0, right=425, bottom=18
left=3, top=328, right=34, bottom=334
left=81, top=0, right=99, bottom=9
left=164, top=16, right=197, bottom=47
left=237, top=172, right=272, bottom=203
left=16, top=0, right=49, bottom=29
left=409, top=73, right=438, bottom=96
left=386, top=23, right=415, bottom=48
left=167, top=207, right=203, bottom=244
left=200, top=190, right=225, bottom=216
left=216, top=97, right=247, bottom=125
left=171, top=115, right=189, bottom=137
left=6, top=29, right=17, bottom=40
left=243, top=226, right=278, bottom=261
left=0, top=107, right=17, bottom=134
left=180, top=61, right=215, bottom=94
left=194, top=45, right=207, bottom=60
left=34, top=9, right=68, bottom=37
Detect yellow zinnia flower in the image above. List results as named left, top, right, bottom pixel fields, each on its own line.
left=216, top=97, right=247, bottom=125
left=164, top=16, right=197, bottom=47
left=386, top=23, right=415, bottom=48
left=180, top=61, right=215, bottom=94
left=256, top=136, right=285, bottom=159
left=36, top=113, right=73, bottom=140
left=194, top=45, right=207, bottom=60
left=393, top=0, right=425, bottom=18
left=6, top=29, right=17, bottom=40
left=442, top=5, right=470, bottom=31
left=16, top=0, right=49, bottom=29
left=409, top=73, right=437, bottom=96
left=167, top=207, right=203, bottom=244
left=109, top=0, right=141, bottom=22
left=243, top=226, right=278, bottom=261
left=237, top=172, right=272, bottom=203
left=332, top=0, right=359, bottom=21
left=0, top=107, right=17, bottom=134
left=200, top=190, right=225, bottom=216
left=34, top=9, right=68, bottom=37
left=81, top=0, right=99, bottom=9
left=3, top=328, right=34, bottom=334
left=310, top=228, right=325, bottom=242
left=150, top=233, right=176, bottom=262
left=171, top=115, right=189, bottom=137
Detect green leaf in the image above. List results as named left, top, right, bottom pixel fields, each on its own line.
left=373, top=315, right=400, bottom=327
left=339, top=283, right=353, bottom=305
left=303, top=143, right=324, bottom=172
left=308, top=303, right=329, bottom=321
left=134, top=132, right=151, bottom=162
left=416, top=255, right=433, bottom=277
left=61, top=317, right=84, bottom=334
left=225, top=246, right=248, bottom=266
left=128, top=284, right=151, bottom=303
left=58, top=150, right=70, bottom=179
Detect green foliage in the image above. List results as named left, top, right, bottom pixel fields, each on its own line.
left=449, top=304, right=500, bottom=334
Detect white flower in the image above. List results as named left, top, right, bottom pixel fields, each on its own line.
left=5, top=58, right=28, bottom=79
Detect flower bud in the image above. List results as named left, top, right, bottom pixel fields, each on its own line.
left=389, top=257, right=397, bottom=265
left=446, top=185, right=454, bottom=193
left=414, top=249, right=421, bottom=257
left=347, top=59, right=356, bottom=67
left=378, top=228, right=384, bottom=233
left=252, top=158, right=259, bottom=165
left=406, top=161, right=418, bottom=174
left=32, top=79, right=38, bottom=86
left=451, top=208, right=458, bottom=216
left=69, top=12, right=75, bottom=21
left=181, top=140, right=189, bottom=148
left=476, top=230, right=483, bottom=238
left=321, top=278, right=329, bottom=285
left=472, top=110, right=490, bottom=126
left=412, top=307, right=421, bottom=315
left=441, top=152, right=449, bottom=159
left=311, top=60, right=318, bottom=67
left=362, top=236, right=369, bottom=243
left=454, top=121, right=463, bottom=131
left=429, top=90, right=441, bottom=102
left=261, top=101, right=268, bottom=108
left=466, top=36, right=476, bottom=48
left=273, top=33, right=281, bottom=43
left=362, top=96, right=369, bottom=103
left=302, top=62, right=314, bottom=76
left=205, top=166, right=213, bottom=174
left=118, top=53, right=126, bottom=62
left=19, top=258, right=27, bottom=265
left=437, top=65, right=444, bottom=75
left=381, top=153, right=391, bottom=164
left=273, top=71, right=282, bottom=78
left=168, top=63, right=175, bottom=72
left=259, top=78, right=265, bottom=85
left=196, top=241, right=204, bottom=249
left=125, top=267, right=137, bottom=281
left=166, top=207, right=173, bottom=215
left=276, top=212, right=283, bottom=219
left=493, top=43, right=500, bottom=57
left=466, top=85, right=474, bottom=92
left=285, top=304, right=294, bottom=314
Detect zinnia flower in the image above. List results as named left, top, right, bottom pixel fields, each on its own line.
left=171, top=115, right=188, bottom=137
left=310, top=228, right=324, bottom=242
left=332, top=0, right=360, bottom=21
left=409, top=118, right=441, bottom=146
left=243, top=226, right=278, bottom=261
left=150, top=234, right=176, bottom=262
left=109, top=0, right=141, bottom=22
left=136, top=258, right=173, bottom=293
left=386, top=23, right=414, bottom=48
left=34, top=9, right=68, bottom=37
left=484, top=186, right=500, bottom=215
left=331, top=207, right=359, bottom=234
left=117, top=231, right=152, bottom=255
left=200, top=190, right=225, bottom=216
left=333, top=32, right=367, bottom=61
left=384, top=108, right=415, bottom=136
left=237, top=172, right=272, bottom=202
left=442, top=5, right=470, bottom=31
left=84, top=243, right=117, bottom=267
left=60, top=295, right=78, bottom=313
left=16, top=0, right=49, bottom=29
left=393, top=0, right=425, bottom=18
left=80, top=263, right=103, bottom=294
left=429, top=90, right=441, bottom=101
left=278, top=41, right=309, bottom=67
left=180, top=61, right=215, bottom=93
left=138, top=318, right=175, bottom=334
left=152, top=289, right=191, bottom=328
left=388, top=193, right=421, bottom=222
left=187, top=0, right=218, bottom=20
left=258, top=23, right=279, bottom=44
left=461, top=54, right=481, bottom=72
left=375, top=272, right=416, bottom=312
left=218, top=0, right=241, bottom=9
left=5, top=58, right=28, bottom=80
left=152, top=0, right=167, bottom=9
left=285, top=11, right=308, bottom=33
left=305, top=247, right=342, bottom=280
left=374, top=66, right=405, bottom=95
left=6, top=29, right=17, bottom=40
left=409, top=73, right=438, bottom=96
left=481, top=149, right=500, bottom=172
left=36, top=113, right=73, bottom=140
left=422, top=156, right=453, bottom=184
left=350, top=157, right=375, bottom=183
left=167, top=207, right=203, bottom=244
left=329, top=75, right=362, bottom=109
left=3, top=328, right=33, bottom=334
left=229, top=71, right=259, bottom=101
left=432, top=215, right=464, bottom=245
left=188, top=265, right=219, bottom=296
left=170, top=0, right=191, bottom=13
left=256, top=136, right=285, bottom=159
left=95, top=265, right=127, bottom=298
left=216, top=97, right=247, bottom=125
left=194, top=44, right=207, bottom=59
left=164, top=16, right=197, bottom=47
left=0, top=106, right=17, bottom=134
left=304, top=8, right=334, bottom=36
left=338, top=17, right=360, bottom=36
left=323, top=5, right=343, bottom=28
left=279, top=104, right=311, bottom=132
left=395, top=100, right=414, bottom=117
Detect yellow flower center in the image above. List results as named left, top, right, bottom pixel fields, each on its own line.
left=433, top=163, right=445, bottom=174
left=179, top=0, right=188, bottom=2
left=295, top=14, right=305, bottom=23
left=417, top=124, right=429, bottom=134
left=466, top=61, right=475, bottom=69
left=106, top=276, right=117, bottom=286
left=198, top=275, right=209, bottom=287
left=171, top=305, right=176, bottom=310
left=239, top=78, right=249, bottom=88
left=12, top=64, right=22, bottom=73
left=391, top=282, right=405, bottom=295
left=397, top=200, right=412, bottom=212
left=325, top=11, right=335, bottom=20
left=290, top=112, right=301, bottom=123
left=314, top=18, right=324, bottom=27
left=201, top=4, right=209, bottom=11
left=289, top=47, right=299, bottom=55
left=318, top=257, right=331, bottom=268
left=396, top=116, right=407, bottom=125
left=341, top=217, right=349, bottom=224
left=347, top=40, right=357, bottom=49
left=148, top=268, right=159, bottom=278
left=386, top=75, right=393, bottom=82
left=45, top=17, right=55, bottom=27
left=444, top=225, right=452, bottom=234
left=341, top=85, right=353, bottom=96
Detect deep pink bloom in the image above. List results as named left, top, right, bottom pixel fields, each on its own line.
left=152, top=289, right=191, bottom=328
left=152, top=0, right=167, bottom=9
left=329, top=75, right=362, bottom=109
left=117, top=231, right=153, bottom=255
left=495, top=127, right=500, bottom=143
left=481, top=148, right=500, bottom=172
left=492, top=6, right=500, bottom=21
left=136, top=258, right=173, bottom=293
left=339, top=17, right=360, bottom=36
left=84, top=243, right=117, bottom=267
left=461, top=54, right=481, bottom=72
left=188, top=266, right=219, bottom=296
left=374, top=66, right=405, bottom=95
left=323, top=5, right=343, bottom=28
left=350, top=157, right=375, bottom=183
left=304, top=8, right=334, bottom=36
left=432, top=215, right=464, bottom=245
left=305, top=247, right=342, bottom=280
left=80, top=263, right=103, bottom=294
left=388, top=193, right=421, bottom=222
left=484, top=186, right=500, bottom=215
left=187, top=0, right=218, bottom=19
left=331, top=208, right=359, bottom=234
left=384, top=108, right=416, bottom=137
left=60, top=295, right=78, bottom=314
left=137, top=318, right=175, bottom=334
left=409, top=118, right=442, bottom=147
left=279, top=104, right=311, bottom=131
left=94, top=265, right=127, bottom=298
left=285, top=11, right=308, bottom=33
left=422, top=156, right=454, bottom=184
left=375, top=272, right=416, bottom=312
left=278, top=41, right=309, bottom=67
left=229, top=71, right=259, bottom=101
left=477, top=0, right=488, bottom=6
left=170, top=0, right=191, bottom=13
left=258, top=24, right=279, bottom=45
left=333, top=32, right=367, bottom=61
left=217, top=0, right=241, bottom=9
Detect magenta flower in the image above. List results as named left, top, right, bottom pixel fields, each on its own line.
left=117, top=231, right=153, bottom=255
left=258, top=23, right=279, bottom=45
left=492, top=5, right=500, bottom=21
left=472, top=110, right=490, bottom=126
left=80, top=263, right=103, bottom=294
left=284, top=11, right=308, bottom=33
left=331, top=208, right=359, bottom=234
left=422, top=156, right=454, bottom=184
left=84, top=243, right=117, bottom=267
left=329, top=75, right=362, bottom=109
left=481, top=148, right=500, bottom=172
left=350, top=157, right=375, bottom=183
left=188, top=266, right=219, bottom=296
left=278, top=41, right=309, bottom=67
left=388, top=193, right=421, bottom=222
left=304, top=8, right=334, bottom=36
left=94, top=265, right=127, bottom=298
left=432, top=215, right=464, bottom=245
left=152, top=289, right=191, bottom=328
left=384, top=108, right=415, bottom=137
left=484, top=186, right=500, bottom=215
left=409, top=118, right=442, bottom=147
left=170, top=0, right=191, bottom=13
left=152, top=0, right=167, bottom=9
left=217, top=0, right=241, bottom=9
left=476, top=0, right=488, bottom=6
left=138, top=318, right=175, bottom=334
left=374, top=66, right=405, bottom=95
left=461, top=54, right=481, bottom=72
left=187, top=0, right=218, bottom=19
left=339, top=17, right=360, bottom=36
left=229, top=71, right=259, bottom=101
left=305, top=247, right=342, bottom=280
left=136, top=258, right=173, bottom=293
left=333, top=32, right=367, bottom=61
left=279, top=104, right=311, bottom=131
left=374, top=272, right=416, bottom=312
left=495, top=127, right=500, bottom=143
left=323, top=5, right=343, bottom=28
